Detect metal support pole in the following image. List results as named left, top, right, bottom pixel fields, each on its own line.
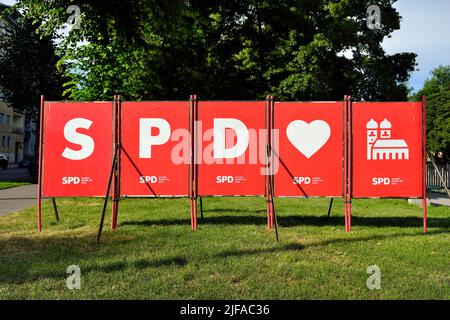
left=111, top=95, right=122, bottom=230
left=343, top=95, right=353, bottom=232
left=268, top=144, right=279, bottom=242
left=347, top=96, right=353, bottom=232
left=37, top=95, right=45, bottom=232
left=266, top=96, right=279, bottom=242
left=265, top=96, right=269, bottom=229
left=97, top=144, right=119, bottom=243
left=422, top=96, right=428, bottom=234
left=189, top=95, right=198, bottom=230
left=327, top=198, right=334, bottom=219
left=199, top=197, right=203, bottom=220
left=52, top=198, right=59, bottom=222
left=343, top=95, right=349, bottom=232
left=270, top=96, right=276, bottom=231
left=265, top=95, right=275, bottom=229
left=111, top=95, right=118, bottom=230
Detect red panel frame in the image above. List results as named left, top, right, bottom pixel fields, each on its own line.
left=197, top=101, right=266, bottom=196
left=273, top=101, right=344, bottom=197
left=352, top=102, right=423, bottom=198
left=120, top=101, right=190, bottom=197
left=41, top=101, right=114, bottom=197
left=189, top=95, right=198, bottom=230
left=37, top=95, right=428, bottom=235
left=111, top=95, right=122, bottom=229
left=344, top=96, right=352, bottom=232
left=422, top=96, right=427, bottom=233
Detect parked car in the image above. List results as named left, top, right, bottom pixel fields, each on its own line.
left=19, top=157, right=33, bottom=168
left=0, top=153, right=8, bottom=169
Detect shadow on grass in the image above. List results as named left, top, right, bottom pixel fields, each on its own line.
left=214, top=243, right=306, bottom=258
left=0, top=222, right=447, bottom=287
left=210, top=228, right=449, bottom=259
left=202, top=208, right=267, bottom=213
left=1, top=203, right=448, bottom=287
left=121, top=215, right=450, bottom=229
left=90, top=256, right=188, bottom=274
left=0, top=235, right=188, bottom=285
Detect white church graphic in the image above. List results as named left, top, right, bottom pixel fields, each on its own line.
left=366, top=118, right=409, bottom=160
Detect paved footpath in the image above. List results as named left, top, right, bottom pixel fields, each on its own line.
left=0, top=184, right=39, bottom=217
left=428, top=192, right=450, bottom=207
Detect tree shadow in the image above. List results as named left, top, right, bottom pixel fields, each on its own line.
left=280, top=215, right=450, bottom=229
left=121, top=215, right=450, bottom=229
left=0, top=234, right=187, bottom=285
left=213, top=242, right=306, bottom=258
left=203, top=208, right=267, bottom=213
left=209, top=229, right=449, bottom=259
left=0, top=216, right=448, bottom=287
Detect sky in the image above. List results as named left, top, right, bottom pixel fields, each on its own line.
left=382, top=0, right=450, bottom=91
left=2, top=0, right=450, bottom=92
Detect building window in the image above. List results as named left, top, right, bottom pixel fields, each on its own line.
left=5, top=115, right=10, bottom=125
left=1, top=136, right=5, bottom=147
left=7, top=136, right=11, bottom=148
left=0, top=113, right=4, bottom=125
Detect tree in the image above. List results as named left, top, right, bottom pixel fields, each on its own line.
left=13, top=0, right=416, bottom=101
left=0, top=6, right=64, bottom=115
left=13, top=0, right=208, bottom=101
left=202, top=0, right=417, bottom=101
left=0, top=4, right=64, bottom=181
left=415, top=66, right=450, bottom=160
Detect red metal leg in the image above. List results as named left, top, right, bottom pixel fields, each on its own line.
left=37, top=95, right=45, bottom=232
left=347, top=202, right=352, bottom=232
left=190, top=198, right=198, bottom=230
left=422, top=95, right=427, bottom=233
left=423, top=198, right=427, bottom=234
left=342, top=95, right=353, bottom=233
left=347, top=96, right=353, bottom=232
left=189, top=95, right=199, bottom=231
left=265, top=96, right=272, bottom=229
left=111, top=95, right=119, bottom=230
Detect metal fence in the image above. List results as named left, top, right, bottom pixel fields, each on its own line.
left=426, top=162, right=450, bottom=189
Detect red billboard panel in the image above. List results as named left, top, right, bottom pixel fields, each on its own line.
left=274, top=102, right=344, bottom=197
left=352, top=102, right=423, bottom=198
left=197, top=101, right=266, bottom=196
left=120, top=102, right=189, bottom=196
left=42, top=102, right=113, bottom=197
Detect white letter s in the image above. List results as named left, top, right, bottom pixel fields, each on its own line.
left=62, top=118, right=95, bottom=160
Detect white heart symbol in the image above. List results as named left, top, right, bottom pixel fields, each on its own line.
left=286, top=120, right=331, bottom=158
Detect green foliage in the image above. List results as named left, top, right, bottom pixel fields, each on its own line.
left=415, top=66, right=450, bottom=159
left=0, top=7, right=64, bottom=116
left=12, top=0, right=417, bottom=102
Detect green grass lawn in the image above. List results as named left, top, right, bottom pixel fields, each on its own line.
left=0, top=196, right=448, bottom=299
left=0, top=181, right=31, bottom=190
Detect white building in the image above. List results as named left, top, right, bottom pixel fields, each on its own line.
left=0, top=2, right=35, bottom=162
